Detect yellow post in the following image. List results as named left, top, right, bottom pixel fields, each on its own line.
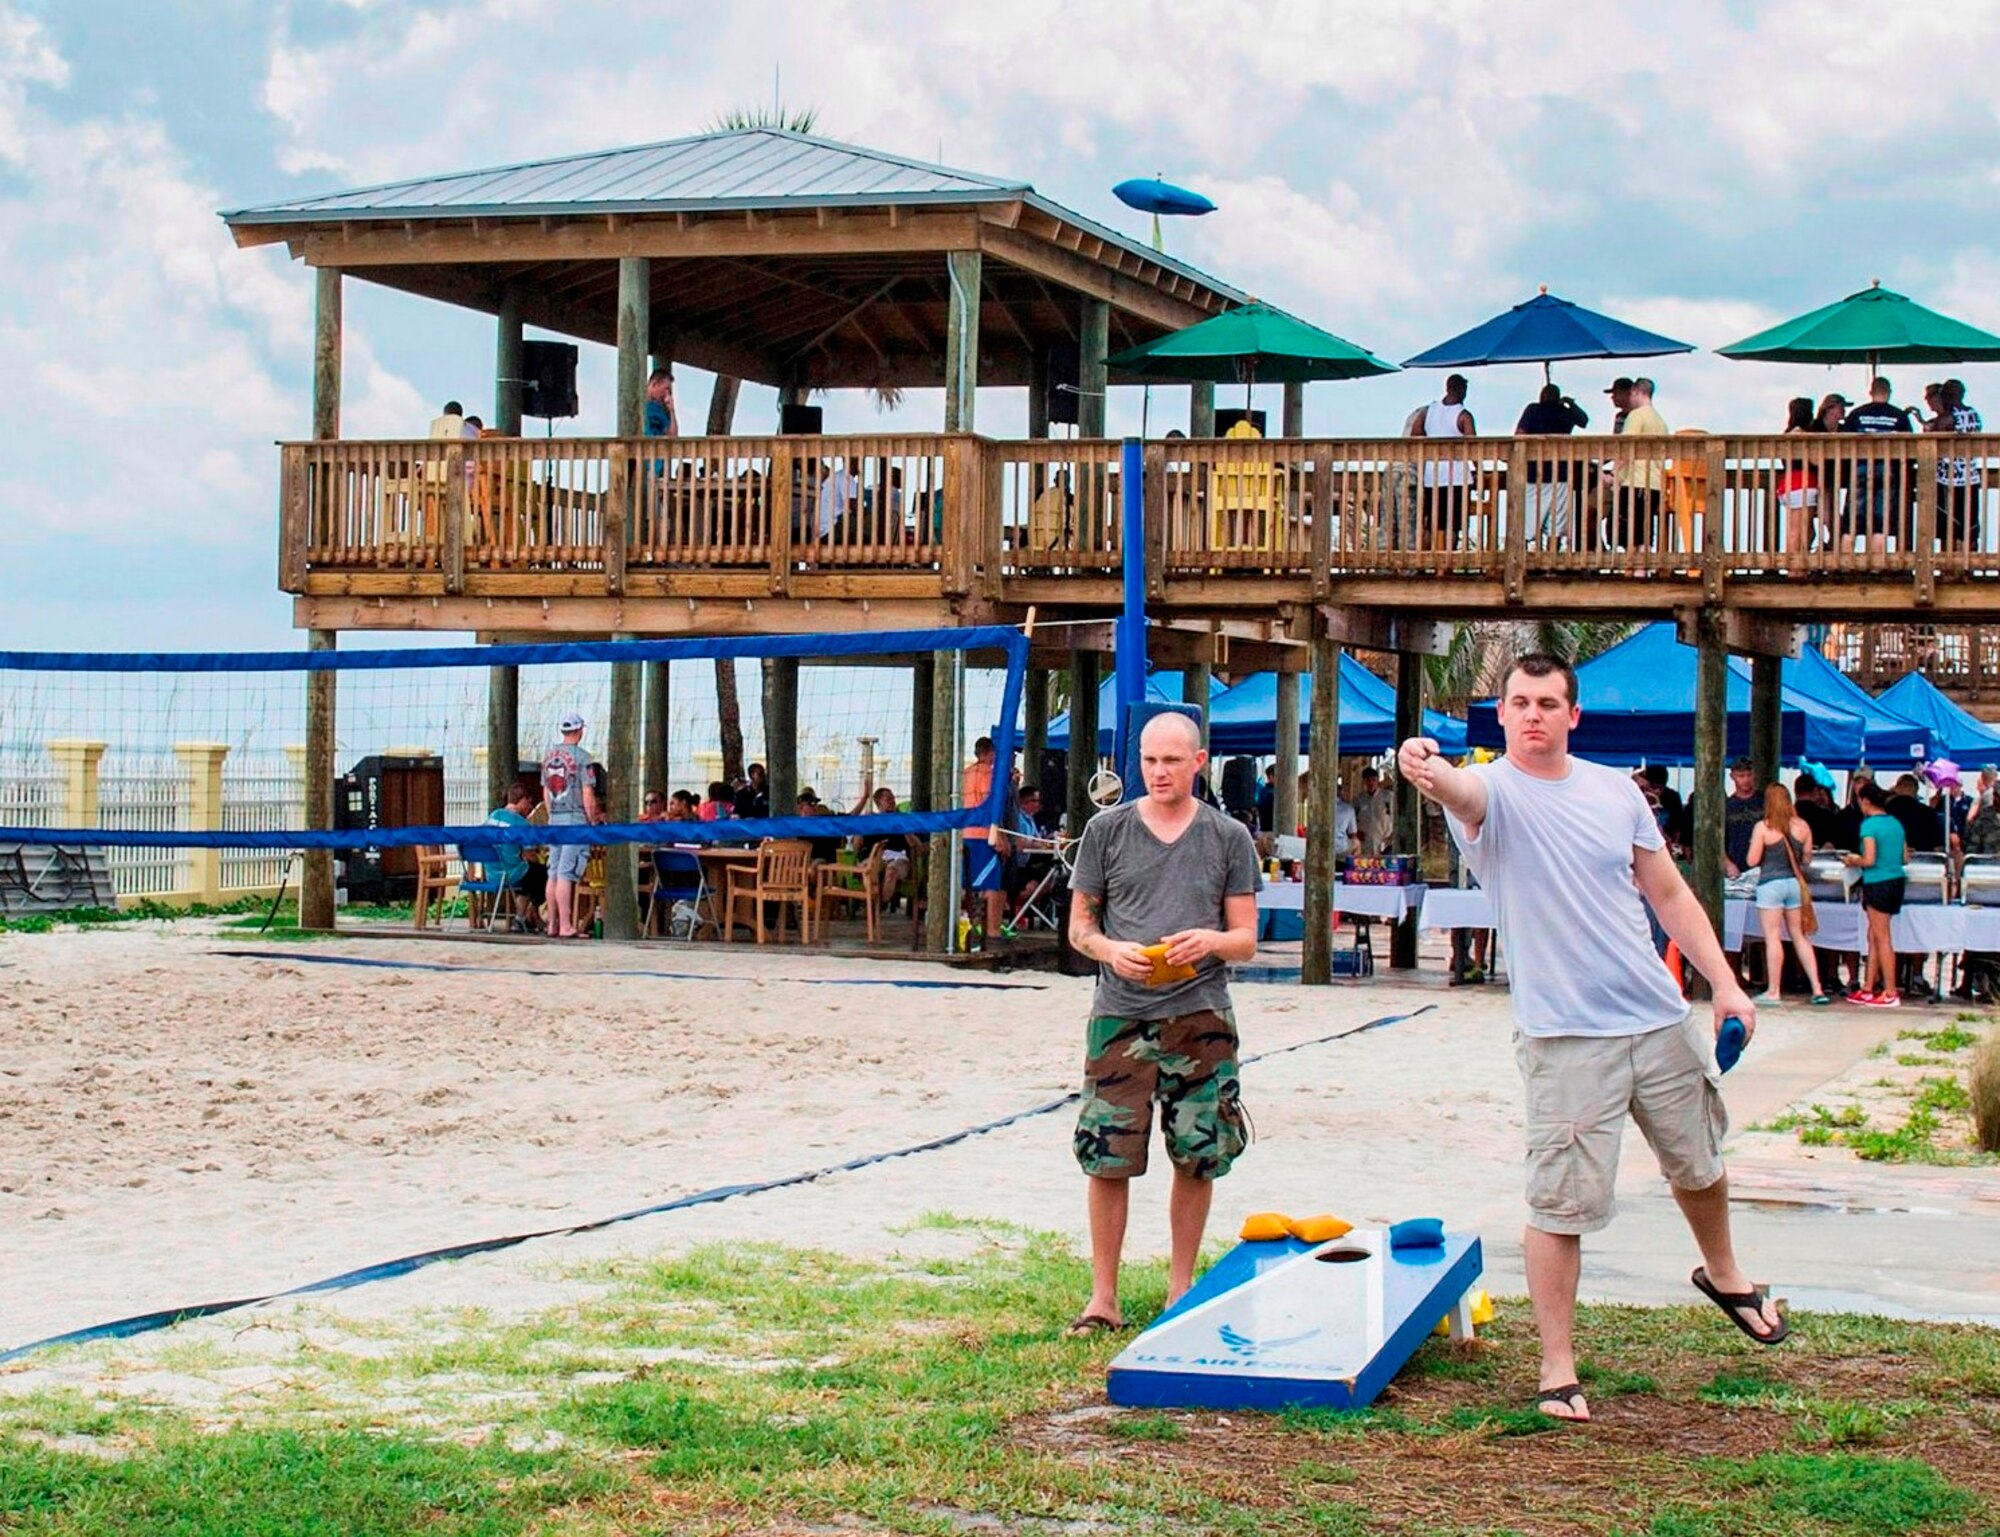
left=175, top=742, right=229, bottom=906
left=47, top=740, right=107, bottom=827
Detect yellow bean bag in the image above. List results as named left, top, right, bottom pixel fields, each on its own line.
left=1288, top=1214, right=1353, bottom=1244
left=1238, top=1211, right=1292, bottom=1242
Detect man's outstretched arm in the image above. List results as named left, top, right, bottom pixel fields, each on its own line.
left=1397, top=737, right=1490, bottom=838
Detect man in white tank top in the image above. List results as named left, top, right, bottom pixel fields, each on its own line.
left=1411, top=374, right=1474, bottom=551
left=1399, top=653, right=1785, bottom=1424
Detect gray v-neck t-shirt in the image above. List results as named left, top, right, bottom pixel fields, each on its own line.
left=1070, top=799, right=1262, bottom=1019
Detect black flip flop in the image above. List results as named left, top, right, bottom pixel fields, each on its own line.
left=1063, top=1312, right=1128, bottom=1339
left=1692, top=1266, right=1790, bottom=1345
left=1536, top=1383, right=1590, bottom=1422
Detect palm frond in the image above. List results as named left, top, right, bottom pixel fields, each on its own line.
left=706, top=105, right=820, bottom=134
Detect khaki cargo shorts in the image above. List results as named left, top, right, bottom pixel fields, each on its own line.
left=1514, top=1010, right=1727, bottom=1236
left=1073, top=1010, right=1248, bottom=1181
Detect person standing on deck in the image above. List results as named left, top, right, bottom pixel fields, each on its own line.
left=1399, top=653, right=1784, bottom=1424
left=1410, top=373, right=1475, bottom=551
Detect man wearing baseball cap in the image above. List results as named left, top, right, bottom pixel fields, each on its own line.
left=540, top=711, right=603, bottom=938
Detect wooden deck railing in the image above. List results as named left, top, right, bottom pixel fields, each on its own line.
left=281, top=431, right=2000, bottom=602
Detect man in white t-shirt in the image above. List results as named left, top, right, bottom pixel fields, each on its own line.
left=1398, top=654, right=1784, bottom=1425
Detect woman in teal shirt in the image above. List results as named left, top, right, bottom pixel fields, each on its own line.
left=1843, top=781, right=1906, bottom=1007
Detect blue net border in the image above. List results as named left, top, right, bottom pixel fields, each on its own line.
left=0, top=627, right=1027, bottom=850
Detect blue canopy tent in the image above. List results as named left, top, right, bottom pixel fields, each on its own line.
left=1046, top=671, right=1226, bottom=756
left=1878, top=672, right=2000, bottom=764
left=1756, top=647, right=1930, bottom=766
left=1466, top=624, right=1867, bottom=766
left=1204, top=656, right=1467, bottom=756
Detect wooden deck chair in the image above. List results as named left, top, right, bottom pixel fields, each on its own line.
left=1666, top=429, right=1710, bottom=566
left=411, top=845, right=458, bottom=929
left=570, top=847, right=608, bottom=935
left=813, top=847, right=881, bottom=943
left=1208, top=421, right=1288, bottom=553
left=722, top=838, right=813, bottom=944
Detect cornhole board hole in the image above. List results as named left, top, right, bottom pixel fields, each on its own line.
left=1106, top=1228, right=1483, bottom=1412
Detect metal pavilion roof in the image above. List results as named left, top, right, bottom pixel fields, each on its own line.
left=220, top=127, right=1248, bottom=309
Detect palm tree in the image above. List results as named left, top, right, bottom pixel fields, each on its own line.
left=1423, top=621, right=1635, bottom=715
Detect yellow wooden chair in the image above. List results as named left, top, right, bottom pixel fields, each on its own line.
left=813, top=847, right=882, bottom=943
left=722, top=839, right=814, bottom=944
left=570, top=847, right=608, bottom=935
left=1208, top=419, right=1287, bottom=553
left=411, top=846, right=458, bottom=929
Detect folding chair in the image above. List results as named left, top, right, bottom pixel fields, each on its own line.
left=647, top=848, right=709, bottom=940
left=455, top=840, right=518, bottom=932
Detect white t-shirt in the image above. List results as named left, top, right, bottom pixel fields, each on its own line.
left=1446, top=756, right=1687, bottom=1039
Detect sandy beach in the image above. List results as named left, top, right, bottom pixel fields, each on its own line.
left=3, top=924, right=1995, bottom=1367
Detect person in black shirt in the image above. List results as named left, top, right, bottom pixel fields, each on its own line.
left=1842, top=376, right=1915, bottom=553
left=1793, top=773, right=1838, bottom=848
left=1516, top=383, right=1591, bottom=549
left=794, top=789, right=842, bottom=864
left=1638, top=764, right=1686, bottom=850
left=733, top=762, right=770, bottom=820
left=1888, top=774, right=1943, bottom=854
left=1832, top=771, right=1873, bottom=853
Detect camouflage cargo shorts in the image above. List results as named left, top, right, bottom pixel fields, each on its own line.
left=1072, top=1010, right=1248, bottom=1181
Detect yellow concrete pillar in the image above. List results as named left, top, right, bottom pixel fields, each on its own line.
left=175, top=742, right=229, bottom=906
left=47, top=740, right=107, bottom=827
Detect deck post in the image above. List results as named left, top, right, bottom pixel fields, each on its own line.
left=1750, top=654, right=1783, bottom=794
left=495, top=288, right=524, bottom=436
left=1390, top=650, right=1425, bottom=970
left=615, top=257, right=649, bottom=437
left=1190, top=381, right=1215, bottom=438
left=302, top=629, right=337, bottom=932
left=1182, top=663, right=1212, bottom=753
left=944, top=250, right=981, bottom=433
left=765, top=656, right=800, bottom=815
left=1693, top=608, right=1729, bottom=973
left=644, top=659, right=671, bottom=800
left=924, top=655, right=961, bottom=953
left=1303, top=625, right=1341, bottom=985
left=1078, top=300, right=1109, bottom=437
left=486, top=664, right=519, bottom=814
left=601, top=633, right=643, bottom=941
left=1024, top=670, right=1050, bottom=789
left=1282, top=381, right=1305, bottom=439
left=911, top=659, right=936, bottom=814
left=312, top=268, right=341, bottom=441
left=1028, top=348, right=1051, bottom=444
left=1273, top=672, right=1301, bottom=837
left=1069, top=649, right=1102, bottom=836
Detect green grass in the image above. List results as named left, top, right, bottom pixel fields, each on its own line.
left=0, top=1235, right=1994, bottom=1535
left=1766, top=1019, right=1998, bottom=1165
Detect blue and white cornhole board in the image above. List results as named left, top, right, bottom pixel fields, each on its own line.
left=1107, top=1228, right=1483, bottom=1412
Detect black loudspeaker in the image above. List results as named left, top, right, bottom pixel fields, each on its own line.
left=1221, top=755, right=1259, bottom=815
left=521, top=340, right=579, bottom=419
left=1037, top=750, right=1067, bottom=831
left=780, top=402, right=824, bottom=434
left=1215, top=408, right=1268, bottom=436
left=1045, top=341, right=1080, bottom=426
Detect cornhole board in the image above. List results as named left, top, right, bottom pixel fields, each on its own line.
left=1106, top=1228, right=1483, bottom=1412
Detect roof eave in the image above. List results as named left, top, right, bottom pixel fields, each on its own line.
left=219, top=184, right=1029, bottom=227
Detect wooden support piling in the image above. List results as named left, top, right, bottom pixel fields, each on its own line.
left=1302, top=626, right=1340, bottom=985
left=302, top=629, right=337, bottom=932
left=603, top=634, right=643, bottom=940
left=1390, top=650, right=1425, bottom=970
left=924, top=655, right=961, bottom=952
left=1693, top=608, right=1729, bottom=972
left=644, top=658, right=670, bottom=798
left=1750, top=654, right=1782, bottom=794
left=1068, top=650, right=1102, bottom=836
left=765, top=656, right=800, bottom=814
left=486, top=662, right=519, bottom=814
left=1273, top=673, right=1301, bottom=837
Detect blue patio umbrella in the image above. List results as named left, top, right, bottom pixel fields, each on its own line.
left=1404, top=288, right=1695, bottom=383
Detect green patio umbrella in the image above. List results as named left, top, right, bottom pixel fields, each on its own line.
left=1717, top=280, right=2000, bottom=378
left=1107, top=300, right=1397, bottom=414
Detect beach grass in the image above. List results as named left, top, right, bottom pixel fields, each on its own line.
left=2, top=1225, right=1996, bottom=1534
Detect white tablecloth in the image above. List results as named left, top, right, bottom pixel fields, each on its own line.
left=1420, top=888, right=2000, bottom=955
left=1256, top=882, right=1427, bottom=922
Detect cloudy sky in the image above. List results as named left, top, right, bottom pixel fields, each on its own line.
left=5, top=0, right=2000, bottom=652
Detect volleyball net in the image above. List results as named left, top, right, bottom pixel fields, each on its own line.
left=0, top=628, right=1026, bottom=898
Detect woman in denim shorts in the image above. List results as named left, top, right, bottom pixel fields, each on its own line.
left=1745, top=782, right=1831, bottom=1006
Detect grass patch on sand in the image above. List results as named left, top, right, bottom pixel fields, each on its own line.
left=1, top=1231, right=1996, bottom=1534
left=1758, top=1016, right=2000, bottom=1166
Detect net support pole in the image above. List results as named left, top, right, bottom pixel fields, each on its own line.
left=765, top=657, right=799, bottom=814
left=1273, top=672, right=1301, bottom=836
left=302, top=629, right=337, bottom=931
left=486, top=661, right=519, bottom=814
left=643, top=659, right=671, bottom=800
left=1302, top=624, right=1341, bottom=985
left=911, top=659, right=936, bottom=813
left=603, top=636, right=643, bottom=940
left=1023, top=670, right=1050, bottom=786
left=1068, top=650, right=1101, bottom=836
left=925, top=652, right=961, bottom=953
left=1750, top=654, right=1783, bottom=794
left=1390, top=650, right=1425, bottom=970
left=1113, top=436, right=1147, bottom=787
left=1692, top=608, right=1729, bottom=991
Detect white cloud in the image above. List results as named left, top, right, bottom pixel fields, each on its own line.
left=0, top=5, right=65, bottom=163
